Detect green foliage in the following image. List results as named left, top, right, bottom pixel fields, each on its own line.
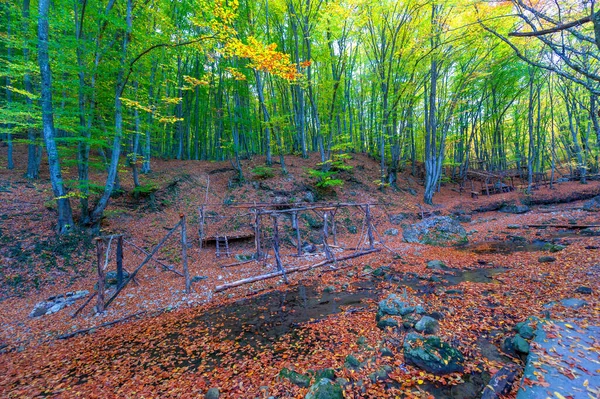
left=132, top=183, right=159, bottom=198
left=307, top=169, right=344, bottom=189
left=251, top=165, right=275, bottom=179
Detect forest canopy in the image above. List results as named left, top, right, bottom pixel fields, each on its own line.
left=0, top=0, right=598, bottom=230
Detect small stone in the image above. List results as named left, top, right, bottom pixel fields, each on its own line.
left=515, top=320, right=536, bottom=340
left=426, top=260, right=448, bottom=270
left=542, top=243, right=566, bottom=252
left=380, top=347, right=394, bottom=358
left=512, top=335, right=530, bottom=354
left=372, top=266, right=390, bottom=277
left=323, top=286, right=335, bottom=293
left=191, top=275, right=208, bottom=283
left=205, top=388, right=220, bottom=399
left=384, top=228, right=399, bottom=236
left=560, top=298, right=588, bottom=309
left=499, top=204, right=530, bottom=214
left=369, top=365, right=392, bottom=382
left=507, top=224, right=520, bottom=229
left=429, top=311, right=445, bottom=320
left=344, top=354, right=362, bottom=369
left=377, top=317, right=399, bottom=329
left=415, top=305, right=426, bottom=315
left=414, top=316, right=439, bottom=335
left=575, top=286, right=592, bottom=295
left=538, top=256, right=556, bottom=263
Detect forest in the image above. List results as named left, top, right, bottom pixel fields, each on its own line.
left=0, top=0, right=599, bottom=398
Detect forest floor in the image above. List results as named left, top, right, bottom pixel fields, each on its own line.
left=0, top=147, right=599, bottom=398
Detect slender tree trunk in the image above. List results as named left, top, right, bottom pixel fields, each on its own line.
left=527, top=68, right=535, bottom=194
left=254, top=71, right=272, bottom=166
left=23, top=0, right=40, bottom=179
left=5, top=9, right=14, bottom=170
left=89, top=0, right=132, bottom=227
left=38, top=0, right=74, bottom=234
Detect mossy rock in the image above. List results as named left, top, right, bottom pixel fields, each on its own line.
left=403, top=333, right=464, bottom=375
left=280, top=368, right=311, bottom=388
left=305, top=378, right=343, bottom=399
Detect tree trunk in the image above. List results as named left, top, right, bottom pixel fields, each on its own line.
left=38, top=0, right=74, bottom=234
left=89, top=0, right=132, bottom=227
left=23, top=0, right=40, bottom=179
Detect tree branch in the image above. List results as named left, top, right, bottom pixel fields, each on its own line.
left=119, top=35, right=217, bottom=98
left=509, top=15, right=592, bottom=38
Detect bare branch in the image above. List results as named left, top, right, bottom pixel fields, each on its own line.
left=509, top=15, right=592, bottom=37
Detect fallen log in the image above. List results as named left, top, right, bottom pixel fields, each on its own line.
left=124, top=240, right=184, bottom=277
left=71, top=291, right=97, bottom=318
left=528, top=224, right=600, bottom=229
left=220, top=258, right=257, bottom=268
left=58, top=311, right=146, bottom=339
left=214, top=248, right=380, bottom=292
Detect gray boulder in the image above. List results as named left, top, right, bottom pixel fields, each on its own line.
left=105, top=270, right=130, bottom=286
left=415, top=316, right=439, bottom=335
left=390, top=213, right=411, bottom=224
left=29, top=290, right=89, bottom=318
left=305, top=378, right=343, bottom=399
left=403, top=216, right=468, bottom=246
left=280, top=368, right=312, bottom=388
left=205, top=388, right=220, bottom=399
left=403, top=333, right=464, bottom=375
left=426, top=260, right=449, bottom=270
left=384, top=228, right=399, bottom=236
left=378, top=294, right=415, bottom=316
left=582, top=195, right=600, bottom=212
left=512, top=335, right=530, bottom=354
left=377, top=317, right=399, bottom=329
left=499, top=204, right=530, bottom=214
left=560, top=298, right=588, bottom=309
left=575, top=286, right=592, bottom=295
left=481, top=365, right=521, bottom=399
left=581, top=228, right=600, bottom=236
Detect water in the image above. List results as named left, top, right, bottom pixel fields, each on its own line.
left=459, top=231, right=580, bottom=255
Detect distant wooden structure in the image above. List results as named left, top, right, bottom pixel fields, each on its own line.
left=208, top=202, right=381, bottom=293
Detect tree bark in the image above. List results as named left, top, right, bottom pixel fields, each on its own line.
left=38, top=0, right=74, bottom=234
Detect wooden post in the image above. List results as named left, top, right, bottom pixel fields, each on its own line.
left=293, top=211, right=302, bottom=256
left=105, top=220, right=182, bottom=309
left=198, top=206, right=205, bottom=248
left=116, top=235, right=124, bottom=288
left=254, top=209, right=262, bottom=260
left=271, top=215, right=288, bottom=283
left=181, top=215, right=190, bottom=293
left=322, top=212, right=333, bottom=261
left=331, top=210, right=338, bottom=246
left=96, top=239, right=105, bottom=313
left=365, top=205, right=375, bottom=250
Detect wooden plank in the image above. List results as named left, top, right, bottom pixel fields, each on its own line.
left=104, top=220, right=182, bottom=309
left=528, top=224, right=600, bottom=229
left=214, top=248, right=380, bottom=293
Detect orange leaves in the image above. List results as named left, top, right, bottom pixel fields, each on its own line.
left=226, top=37, right=302, bottom=82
